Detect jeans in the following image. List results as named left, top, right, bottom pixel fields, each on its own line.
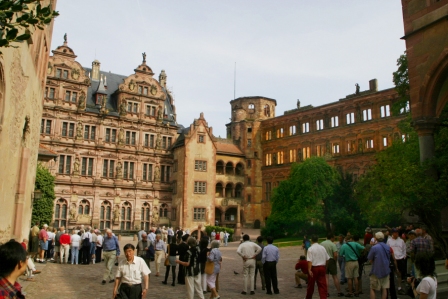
left=338, top=256, right=346, bottom=282
left=71, top=246, right=79, bottom=264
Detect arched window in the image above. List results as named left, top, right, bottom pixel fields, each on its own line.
left=264, top=105, right=270, bottom=117
left=159, top=203, right=168, bottom=218
left=141, top=202, right=151, bottom=231
left=100, top=201, right=112, bottom=230
left=78, top=199, right=90, bottom=215
left=235, top=163, right=244, bottom=175
left=121, top=202, right=132, bottom=230
left=54, top=198, right=67, bottom=228
left=248, top=103, right=255, bottom=110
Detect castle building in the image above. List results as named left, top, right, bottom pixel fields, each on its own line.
left=0, top=0, right=57, bottom=243
left=40, top=39, right=178, bottom=231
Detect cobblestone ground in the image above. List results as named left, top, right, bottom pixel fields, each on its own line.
left=22, top=236, right=374, bottom=299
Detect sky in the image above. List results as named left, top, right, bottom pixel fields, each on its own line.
left=51, top=1, right=406, bottom=138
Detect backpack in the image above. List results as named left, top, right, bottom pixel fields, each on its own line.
left=146, top=241, right=155, bottom=261
left=82, top=235, right=90, bottom=248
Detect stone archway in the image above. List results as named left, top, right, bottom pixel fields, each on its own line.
left=254, top=219, right=261, bottom=229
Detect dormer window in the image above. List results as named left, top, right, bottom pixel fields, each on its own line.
left=96, top=94, right=105, bottom=105
left=127, top=102, right=138, bottom=113
left=143, top=87, right=148, bottom=95
left=56, top=69, right=61, bottom=78
left=138, top=86, right=142, bottom=94
left=63, top=70, right=68, bottom=79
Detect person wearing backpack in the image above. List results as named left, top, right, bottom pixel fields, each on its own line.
left=338, top=235, right=365, bottom=297
left=176, top=237, right=205, bottom=299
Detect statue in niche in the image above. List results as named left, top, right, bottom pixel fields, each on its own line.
left=113, top=207, right=120, bottom=223
left=69, top=204, right=77, bottom=220
left=154, top=166, right=161, bottom=181
left=118, top=127, right=124, bottom=144
left=358, top=139, right=363, bottom=152
left=119, top=100, right=127, bottom=116
left=272, top=153, right=277, bottom=165
left=355, top=83, right=360, bottom=95
left=153, top=209, right=159, bottom=224
left=297, top=99, right=301, bottom=109
left=129, top=80, right=135, bottom=91
left=73, top=157, right=80, bottom=175
left=155, top=133, right=162, bottom=149
left=157, top=106, right=163, bottom=121
left=76, top=121, right=83, bottom=138
left=78, top=92, right=86, bottom=109
left=116, top=161, right=123, bottom=178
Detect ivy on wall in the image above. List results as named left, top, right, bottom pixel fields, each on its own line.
left=31, top=163, right=55, bottom=226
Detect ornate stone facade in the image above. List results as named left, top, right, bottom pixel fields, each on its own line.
left=40, top=40, right=177, bottom=231
left=0, top=0, right=57, bottom=243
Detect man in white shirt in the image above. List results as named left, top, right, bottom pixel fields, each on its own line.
left=95, top=230, right=104, bottom=264
left=387, top=228, right=407, bottom=294
left=306, top=235, right=330, bottom=299
left=148, top=230, right=156, bottom=243
left=236, top=234, right=262, bottom=295
left=81, top=228, right=92, bottom=264
left=167, top=227, right=174, bottom=244
left=113, top=243, right=151, bottom=299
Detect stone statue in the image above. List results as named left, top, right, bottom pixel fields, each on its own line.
left=157, top=106, right=163, bottom=121
left=154, top=166, right=161, bottom=181
left=119, top=101, right=127, bottom=116
left=155, top=133, right=161, bottom=149
left=297, top=99, right=301, bottom=109
left=77, top=93, right=85, bottom=109
left=64, top=33, right=67, bottom=43
left=355, top=83, right=360, bottom=94
left=76, top=121, right=83, bottom=138
left=101, top=95, right=107, bottom=109
left=118, top=128, right=124, bottom=144
left=153, top=209, right=159, bottom=224
left=142, top=52, right=146, bottom=63
left=69, top=205, right=77, bottom=220
left=113, top=207, right=120, bottom=223
left=116, top=161, right=123, bottom=178
left=73, top=157, right=80, bottom=175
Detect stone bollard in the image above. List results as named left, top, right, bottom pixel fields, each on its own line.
left=133, top=234, right=137, bottom=241
left=118, top=234, right=121, bottom=241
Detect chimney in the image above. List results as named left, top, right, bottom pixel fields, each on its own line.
left=159, top=70, right=167, bottom=88
left=91, top=60, right=101, bottom=81
left=369, top=79, right=378, bottom=92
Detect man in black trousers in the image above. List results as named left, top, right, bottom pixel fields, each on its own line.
left=177, top=234, right=189, bottom=284
left=262, top=236, right=280, bottom=295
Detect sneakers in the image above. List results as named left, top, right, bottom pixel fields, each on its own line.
left=101, top=280, right=106, bottom=285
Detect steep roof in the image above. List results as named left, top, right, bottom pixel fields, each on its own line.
left=216, top=142, right=244, bottom=156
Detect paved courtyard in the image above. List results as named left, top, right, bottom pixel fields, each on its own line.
left=22, top=236, right=374, bottom=299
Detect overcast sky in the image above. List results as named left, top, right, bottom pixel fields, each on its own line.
left=51, top=1, right=406, bottom=137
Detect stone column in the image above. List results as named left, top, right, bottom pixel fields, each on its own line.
left=413, top=117, right=439, bottom=178
left=235, top=204, right=241, bottom=240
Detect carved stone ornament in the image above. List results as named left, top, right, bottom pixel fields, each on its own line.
left=47, top=62, right=53, bottom=75
left=113, top=207, right=120, bottom=223
left=69, top=204, right=78, bottom=221
left=150, top=84, right=157, bottom=95
left=73, top=157, right=80, bottom=175
left=119, top=100, right=127, bottom=116
left=77, top=92, right=86, bottom=109
left=129, top=79, right=136, bottom=91
left=76, top=121, right=83, bottom=139
left=71, top=68, right=80, bottom=80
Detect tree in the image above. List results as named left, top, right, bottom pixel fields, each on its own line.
left=263, top=157, right=339, bottom=238
left=32, top=163, right=55, bottom=226
left=392, top=52, right=410, bottom=115
left=0, top=0, right=59, bottom=53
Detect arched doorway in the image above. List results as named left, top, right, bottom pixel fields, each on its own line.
left=254, top=219, right=261, bottom=229
left=225, top=207, right=237, bottom=222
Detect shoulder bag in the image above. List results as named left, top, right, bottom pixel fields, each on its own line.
left=204, top=249, right=215, bottom=275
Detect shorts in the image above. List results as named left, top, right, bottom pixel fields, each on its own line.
left=326, top=258, right=337, bottom=275
left=30, top=236, right=39, bottom=253
left=370, top=274, right=389, bottom=291
left=344, top=260, right=359, bottom=278
left=206, top=272, right=217, bottom=289
left=39, top=240, right=48, bottom=251
left=54, top=245, right=60, bottom=253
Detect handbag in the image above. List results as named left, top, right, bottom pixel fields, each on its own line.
left=164, top=244, right=170, bottom=266
left=205, top=249, right=215, bottom=275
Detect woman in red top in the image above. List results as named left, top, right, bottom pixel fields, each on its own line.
left=215, top=231, right=220, bottom=242
left=59, top=232, right=71, bottom=264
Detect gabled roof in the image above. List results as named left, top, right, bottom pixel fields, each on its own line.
left=216, top=142, right=244, bottom=157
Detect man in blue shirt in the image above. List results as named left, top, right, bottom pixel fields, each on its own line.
left=367, top=232, right=391, bottom=299
left=102, top=229, right=120, bottom=285
left=262, top=236, right=280, bottom=295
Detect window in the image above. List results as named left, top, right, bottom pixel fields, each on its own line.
left=195, top=160, right=207, bottom=171
left=161, top=165, right=171, bottom=182
left=100, top=201, right=112, bottom=230
left=162, top=136, right=171, bottom=149
left=247, top=127, right=252, bottom=133
left=61, top=122, right=75, bottom=137
left=247, top=194, right=251, bottom=202
left=105, top=128, right=117, bottom=143
left=265, top=182, right=272, bottom=201
left=362, top=109, right=372, bottom=121
left=264, top=105, right=270, bottom=117
left=366, top=139, right=374, bottom=149
left=265, top=153, right=272, bottom=166
left=302, top=147, right=310, bottom=160
left=383, top=137, right=388, bottom=147
left=84, top=125, right=96, bottom=140
left=81, top=157, right=94, bottom=176
left=125, top=131, right=137, bottom=145
left=247, top=159, right=251, bottom=168
left=254, top=151, right=258, bottom=158
left=265, top=131, right=272, bottom=140
left=277, top=151, right=284, bottom=164
left=316, top=145, right=325, bottom=157
left=331, top=116, right=339, bottom=127
left=333, top=143, right=340, bottom=154
left=144, top=134, right=155, bottom=148
left=347, top=140, right=356, bottom=153
left=146, top=105, right=156, bottom=116
left=55, top=68, right=61, bottom=78
left=78, top=199, right=90, bottom=215
left=102, top=159, right=115, bottom=178
left=380, top=105, right=390, bottom=118
left=54, top=198, right=67, bottom=229
left=142, top=163, right=153, bottom=181
left=143, top=87, right=148, bottom=95
left=316, top=119, right=324, bottom=130
left=172, top=181, right=177, bottom=194
left=141, top=203, right=150, bottom=231
left=41, top=119, right=52, bottom=134
left=289, top=149, right=297, bottom=162
left=194, top=181, right=206, bottom=194
left=65, top=91, right=70, bottom=102
left=120, top=202, right=132, bottom=230
left=64, top=91, right=77, bottom=103
left=248, top=103, right=255, bottom=109
left=63, top=70, right=68, bottom=79
left=193, top=208, right=206, bottom=221
left=302, top=122, right=310, bottom=133
left=123, top=161, right=135, bottom=179
left=127, top=102, right=138, bottom=113
left=346, top=112, right=355, bottom=124
left=138, top=86, right=143, bottom=94
left=160, top=204, right=168, bottom=218
left=198, top=135, right=205, bottom=143
left=400, top=101, right=410, bottom=114
left=247, top=139, right=252, bottom=147
left=58, top=155, right=72, bottom=174
left=289, top=125, right=296, bottom=135
left=276, top=128, right=284, bottom=138
left=48, top=88, right=55, bottom=99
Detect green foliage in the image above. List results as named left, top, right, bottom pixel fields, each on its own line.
left=263, top=157, right=339, bottom=238
left=0, top=0, right=59, bottom=53
left=392, top=52, right=410, bottom=115
left=32, top=163, right=55, bottom=226
left=204, top=225, right=234, bottom=241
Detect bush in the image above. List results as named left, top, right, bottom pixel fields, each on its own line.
left=204, top=226, right=234, bottom=242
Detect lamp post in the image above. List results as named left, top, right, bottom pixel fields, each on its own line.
left=32, top=189, right=43, bottom=204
